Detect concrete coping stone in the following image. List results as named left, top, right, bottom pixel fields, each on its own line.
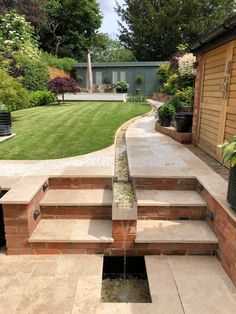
left=0, top=175, right=48, bottom=205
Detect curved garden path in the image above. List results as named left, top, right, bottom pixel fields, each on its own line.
left=0, top=145, right=114, bottom=189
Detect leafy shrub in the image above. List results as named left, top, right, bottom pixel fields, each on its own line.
left=41, top=52, right=77, bottom=72
left=47, top=77, right=80, bottom=103
left=172, top=87, right=194, bottom=109
left=157, top=64, right=170, bottom=84
left=218, top=136, right=236, bottom=167
left=29, top=91, right=57, bottom=107
left=0, top=103, right=10, bottom=112
left=163, top=73, right=179, bottom=95
left=18, top=57, right=50, bottom=91
left=0, top=68, right=29, bottom=111
left=126, top=95, right=147, bottom=103
left=135, top=75, right=143, bottom=85
left=114, top=81, right=129, bottom=89
left=158, top=102, right=176, bottom=119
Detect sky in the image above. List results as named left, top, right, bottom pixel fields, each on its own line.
left=97, top=0, right=125, bottom=38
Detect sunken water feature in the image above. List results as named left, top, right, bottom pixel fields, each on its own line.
left=101, top=257, right=152, bottom=303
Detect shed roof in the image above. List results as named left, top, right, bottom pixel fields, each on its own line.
left=190, top=15, right=236, bottom=54
left=75, top=61, right=167, bottom=68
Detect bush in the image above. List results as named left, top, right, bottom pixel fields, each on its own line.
left=126, top=95, right=147, bottom=103
left=0, top=68, right=29, bottom=111
left=158, top=102, right=176, bottom=119
left=157, top=64, right=170, bottom=84
left=29, top=91, right=57, bottom=107
left=163, top=73, right=179, bottom=95
left=47, top=77, right=79, bottom=103
left=114, top=81, right=129, bottom=89
left=172, top=87, right=194, bottom=110
left=135, top=75, right=143, bottom=85
left=19, top=57, right=50, bottom=91
left=41, top=52, right=77, bottom=72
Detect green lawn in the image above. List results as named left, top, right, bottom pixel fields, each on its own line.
left=0, top=102, right=150, bottom=160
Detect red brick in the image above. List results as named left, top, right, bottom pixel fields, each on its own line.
left=34, top=249, right=62, bottom=254
left=61, top=249, right=86, bottom=254
left=7, top=248, right=32, bottom=255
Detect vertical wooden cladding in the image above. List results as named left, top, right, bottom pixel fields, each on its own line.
left=225, top=43, right=236, bottom=142
left=197, top=41, right=236, bottom=161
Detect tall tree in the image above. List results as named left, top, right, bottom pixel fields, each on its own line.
left=90, top=33, right=136, bottom=62
left=40, top=0, right=102, bottom=60
left=116, top=0, right=236, bottom=61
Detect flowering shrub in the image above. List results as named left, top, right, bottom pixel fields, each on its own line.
left=178, top=53, right=196, bottom=77
left=0, top=12, right=39, bottom=59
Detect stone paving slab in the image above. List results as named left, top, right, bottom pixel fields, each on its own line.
left=126, top=114, right=235, bottom=221
left=136, top=220, right=218, bottom=243
left=0, top=133, right=15, bottom=143
left=136, top=190, right=206, bottom=206
left=0, top=254, right=235, bottom=313
left=40, top=189, right=112, bottom=206
left=0, top=176, right=47, bottom=204
left=29, top=219, right=114, bottom=243
left=0, top=145, right=115, bottom=190
left=58, top=92, right=127, bottom=102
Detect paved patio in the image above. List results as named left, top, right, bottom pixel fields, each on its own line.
left=126, top=113, right=234, bottom=220
left=0, top=145, right=114, bottom=190
left=59, top=92, right=126, bottom=102
left=0, top=109, right=236, bottom=313
left=0, top=253, right=235, bottom=314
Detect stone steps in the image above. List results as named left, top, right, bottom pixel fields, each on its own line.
left=136, top=189, right=207, bottom=220
left=40, top=189, right=112, bottom=219
left=28, top=219, right=114, bottom=254
left=135, top=220, right=218, bottom=255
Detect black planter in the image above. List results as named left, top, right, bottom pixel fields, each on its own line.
left=116, top=87, right=128, bottom=93
left=0, top=111, right=12, bottom=137
left=175, top=112, right=193, bottom=133
left=227, top=165, right=236, bottom=212
left=159, top=116, right=172, bottom=127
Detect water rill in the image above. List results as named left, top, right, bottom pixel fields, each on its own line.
left=101, top=257, right=152, bottom=303
left=103, top=119, right=152, bottom=303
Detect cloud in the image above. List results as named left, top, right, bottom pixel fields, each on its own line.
left=98, top=0, right=125, bottom=37
left=98, top=0, right=124, bottom=13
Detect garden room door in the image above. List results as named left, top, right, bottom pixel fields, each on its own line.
left=197, top=40, right=236, bottom=162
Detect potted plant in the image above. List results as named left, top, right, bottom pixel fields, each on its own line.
left=135, top=75, right=143, bottom=95
left=173, top=87, right=194, bottom=132
left=218, top=137, right=236, bottom=212
left=114, top=81, right=129, bottom=93
left=0, top=104, right=12, bottom=137
left=158, top=102, right=175, bottom=127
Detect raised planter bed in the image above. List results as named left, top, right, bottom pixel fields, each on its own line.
left=153, top=92, right=172, bottom=102
left=155, top=122, right=192, bottom=144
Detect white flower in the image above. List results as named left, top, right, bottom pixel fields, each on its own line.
left=178, top=53, right=196, bottom=77
left=4, top=40, right=13, bottom=44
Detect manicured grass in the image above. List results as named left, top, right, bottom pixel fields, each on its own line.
left=0, top=102, right=150, bottom=160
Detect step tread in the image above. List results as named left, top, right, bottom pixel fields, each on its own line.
left=135, top=220, right=218, bottom=244
left=136, top=190, right=206, bottom=207
left=40, top=189, right=112, bottom=206
left=29, top=219, right=114, bottom=243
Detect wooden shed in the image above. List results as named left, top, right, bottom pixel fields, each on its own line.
left=191, top=15, right=236, bottom=162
